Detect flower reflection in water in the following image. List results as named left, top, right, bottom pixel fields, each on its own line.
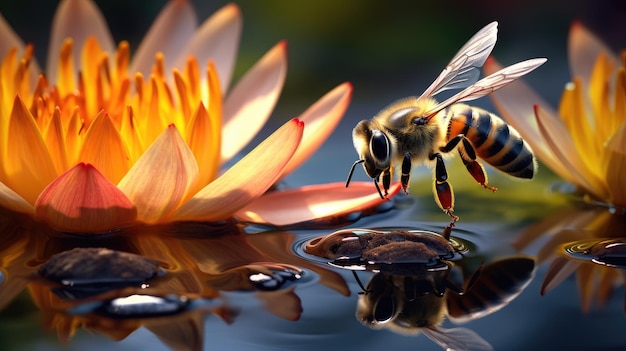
left=305, top=226, right=535, bottom=351
left=0, top=217, right=349, bottom=350
left=515, top=206, right=626, bottom=313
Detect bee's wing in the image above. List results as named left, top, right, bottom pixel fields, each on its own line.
left=418, top=21, right=498, bottom=99
left=422, top=326, right=494, bottom=351
left=424, top=57, right=547, bottom=116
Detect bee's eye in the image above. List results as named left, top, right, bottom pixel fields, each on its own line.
left=373, top=296, right=395, bottom=323
left=370, top=130, right=391, bottom=164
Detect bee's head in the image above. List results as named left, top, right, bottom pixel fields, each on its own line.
left=356, top=273, right=399, bottom=328
left=357, top=273, right=448, bottom=334
left=350, top=120, right=392, bottom=179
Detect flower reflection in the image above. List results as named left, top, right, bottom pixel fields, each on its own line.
left=0, top=0, right=391, bottom=234
left=515, top=206, right=626, bottom=313
left=305, top=227, right=535, bottom=351
left=486, top=23, right=626, bottom=210
left=0, top=219, right=349, bottom=349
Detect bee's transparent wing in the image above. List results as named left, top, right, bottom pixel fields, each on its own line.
left=422, top=326, right=494, bottom=351
left=425, top=57, right=547, bottom=115
left=418, top=21, right=498, bottom=99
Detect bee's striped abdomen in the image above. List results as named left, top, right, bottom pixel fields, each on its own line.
left=446, top=104, right=535, bottom=179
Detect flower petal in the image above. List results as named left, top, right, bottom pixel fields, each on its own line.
left=587, top=53, right=615, bottom=142
left=535, top=104, right=608, bottom=199
left=541, top=256, right=579, bottom=295
left=129, top=0, right=197, bottom=78
left=43, top=107, right=69, bottom=174
left=559, top=78, right=603, bottom=173
left=256, top=288, right=302, bottom=321
left=173, top=118, right=303, bottom=222
left=34, top=163, right=137, bottom=233
left=77, top=111, right=131, bottom=184
left=3, top=96, right=58, bottom=205
left=603, top=120, right=626, bottom=207
left=280, top=82, right=353, bottom=178
left=235, top=181, right=401, bottom=227
left=185, top=102, right=220, bottom=193
left=117, top=125, right=199, bottom=224
left=576, top=263, right=595, bottom=313
left=174, top=3, right=242, bottom=93
left=0, top=13, right=41, bottom=85
left=0, top=181, right=34, bottom=214
left=0, top=13, right=26, bottom=60
left=47, top=0, right=115, bottom=84
left=568, top=22, right=617, bottom=88
left=221, top=41, right=287, bottom=163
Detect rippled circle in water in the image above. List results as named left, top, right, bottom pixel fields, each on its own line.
left=563, top=238, right=626, bottom=268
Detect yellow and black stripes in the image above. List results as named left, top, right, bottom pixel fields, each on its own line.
left=446, top=104, right=535, bottom=179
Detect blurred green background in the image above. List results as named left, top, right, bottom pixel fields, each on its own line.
left=1, top=0, right=624, bottom=122
left=1, top=0, right=624, bottom=192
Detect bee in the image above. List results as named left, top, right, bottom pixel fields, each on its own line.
left=345, top=22, right=546, bottom=221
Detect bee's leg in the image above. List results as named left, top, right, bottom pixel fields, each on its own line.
left=439, top=134, right=464, bottom=153
left=401, top=152, right=411, bottom=194
left=373, top=175, right=385, bottom=199
left=435, top=261, right=455, bottom=296
left=381, top=167, right=391, bottom=197
left=440, top=222, right=455, bottom=241
left=429, top=153, right=459, bottom=222
left=459, top=138, right=497, bottom=192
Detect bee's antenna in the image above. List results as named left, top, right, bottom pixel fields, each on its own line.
left=345, top=159, right=365, bottom=188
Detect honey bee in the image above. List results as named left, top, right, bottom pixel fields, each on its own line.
left=345, top=22, right=546, bottom=220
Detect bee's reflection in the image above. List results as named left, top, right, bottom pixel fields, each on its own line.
left=306, top=226, right=535, bottom=351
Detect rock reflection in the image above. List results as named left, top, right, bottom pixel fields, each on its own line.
left=39, top=247, right=162, bottom=300
left=0, top=217, right=349, bottom=351
left=516, top=206, right=626, bottom=313
left=305, top=226, right=535, bottom=351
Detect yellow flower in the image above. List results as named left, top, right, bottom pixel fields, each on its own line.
left=0, top=0, right=391, bottom=233
left=485, top=23, right=626, bottom=210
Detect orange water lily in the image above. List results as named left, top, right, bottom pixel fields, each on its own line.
left=0, top=0, right=391, bottom=233
left=486, top=23, right=626, bottom=211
